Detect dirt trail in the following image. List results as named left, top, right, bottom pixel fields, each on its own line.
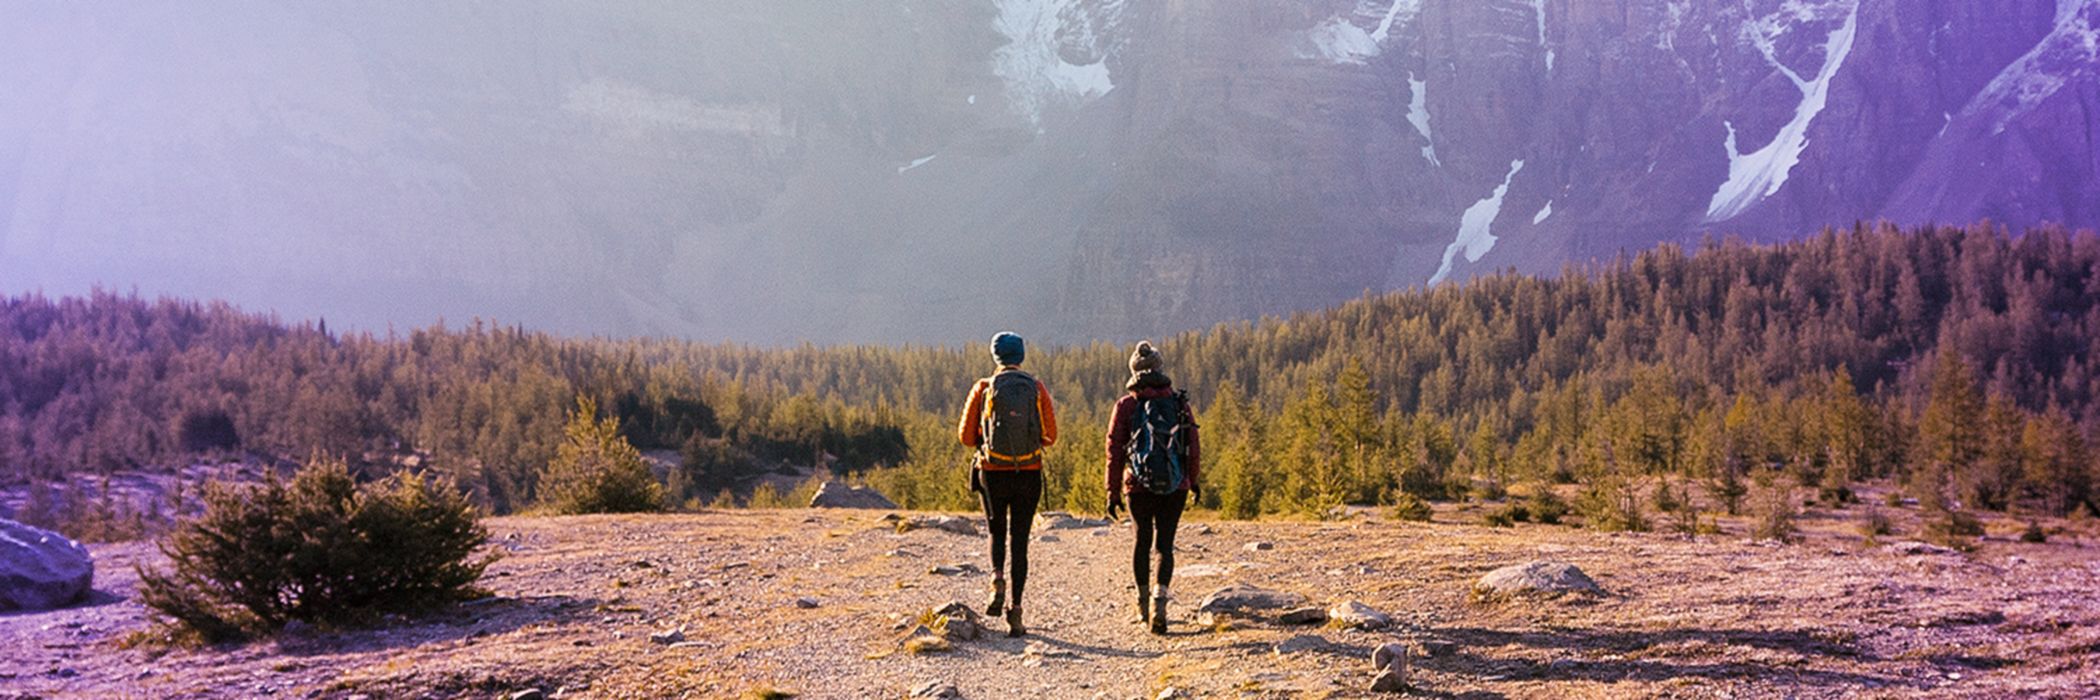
left=4, top=506, right=2099, bottom=699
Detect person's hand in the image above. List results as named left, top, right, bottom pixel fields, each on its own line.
left=1107, top=496, right=1124, bottom=521
left=1189, top=483, right=1202, bottom=503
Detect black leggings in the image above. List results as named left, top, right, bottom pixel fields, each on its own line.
left=980, top=470, right=1043, bottom=606
left=1129, top=489, right=1188, bottom=591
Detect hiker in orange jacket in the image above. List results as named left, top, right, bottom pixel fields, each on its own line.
left=957, top=331, right=1057, bottom=636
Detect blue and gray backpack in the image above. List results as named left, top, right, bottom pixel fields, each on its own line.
left=1126, top=390, right=1190, bottom=495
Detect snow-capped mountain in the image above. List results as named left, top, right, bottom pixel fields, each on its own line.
left=2, top=0, right=2094, bottom=343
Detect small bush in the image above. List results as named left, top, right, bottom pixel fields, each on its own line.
left=1651, top=481, right=1683, bottom=513
left=1921, top=508, right=1985, bottom=550
left=1526, top=488, right=1568, bottom=525
left=137, top=458, right=493, bottom=642
left=1883, top=490, right=1906, bottom=508
left=1858, top=508, right=1894, bottom=538
left=538, top=397, right=663, bottom=514
left=1471, top=480, right=1507, bottom=502
left=2019, top=520, right=2047, bottom=543
left=1751, top=476, right=1797, bottom=543
left=1389, top=492, right=1433, bottom=522
left=1481, top=510, right=1515, bottom=528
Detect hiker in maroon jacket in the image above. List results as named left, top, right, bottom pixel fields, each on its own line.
left=1104, top=340, right=1201, bottom=635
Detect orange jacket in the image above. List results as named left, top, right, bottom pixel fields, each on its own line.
left=957, top=369, right=1058, bottom=470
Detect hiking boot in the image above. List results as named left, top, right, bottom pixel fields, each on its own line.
left=984, top=577, right=1006, bottom=617
left=1136, top=588, right=1152, bottom=626
left=1149, top=591, right=1169, bottom=635
left=1005, top=605, right=1026, bottom=637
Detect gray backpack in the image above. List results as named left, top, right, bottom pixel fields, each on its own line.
left=979, top=370, right=1042, bottom=469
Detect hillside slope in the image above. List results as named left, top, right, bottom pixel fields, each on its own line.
left=5, top=505, right=2097, bottom=699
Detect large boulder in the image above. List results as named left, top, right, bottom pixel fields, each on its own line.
left=0, top=518, right=94, bottom=611
left=1471, top=561, right=1602, bottom=603
left=808, top=482, right=898, bottom=509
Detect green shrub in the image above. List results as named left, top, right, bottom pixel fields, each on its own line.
left=1481, top=510, right=1515, bottom=528
left=1527, top=487, right=1568, bottom=525
left=137, top=458, right=493, bottom=642
left=1390, top=492, right=1433, bottom=522
left=538, top=397, right=663, bottom=514
left=2019, top=520, right=2047, bottom=543
left=1921, top=508, right=1984, bottom=550
left=1858, top=507, right=1894, bottom=538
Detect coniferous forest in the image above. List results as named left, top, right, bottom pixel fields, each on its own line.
left=4, top=223, right=2099, bottom=536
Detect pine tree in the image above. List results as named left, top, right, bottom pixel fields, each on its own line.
left=538, top=396, right=663, bottom=514
left=1917, top=350, right=1984, bottom=510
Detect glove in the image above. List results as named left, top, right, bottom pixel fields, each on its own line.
left=1107, top=496, right=1124, bottom=521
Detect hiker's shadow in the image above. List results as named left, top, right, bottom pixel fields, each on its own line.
left=1425, top=624, right=1918, bottom=690
left=269, top=593, right=605, bottom=657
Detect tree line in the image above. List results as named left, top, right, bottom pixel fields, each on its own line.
left=3, top=222, right=2097, bottom=531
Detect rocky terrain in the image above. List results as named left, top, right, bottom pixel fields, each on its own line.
left=4, top=491, right=2099, bottom=699
left=4, top=1, right=2096, bottom=343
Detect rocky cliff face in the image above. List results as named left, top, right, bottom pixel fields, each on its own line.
left=2, top=1, right=2094, bottom=343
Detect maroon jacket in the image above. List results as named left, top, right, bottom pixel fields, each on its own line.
left=1105, top=375, right=1201, bottom=496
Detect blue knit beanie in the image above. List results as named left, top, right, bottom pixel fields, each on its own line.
left=991, top=332, right=1025, bottom=366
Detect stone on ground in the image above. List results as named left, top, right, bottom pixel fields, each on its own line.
left=0, top=518, right=94, bottom=611
left=648, top=626, right=685, bottom=645
left=808, top=482, right=898, bottom=509
left=1328, top=600, right=1393, bottom=629
left=1372, top=642, right=1408, bottom=671
left=1195, top=583, right=1308, bottom=616
left=898, top=515, right=980, bottom=536
left=1371, top=667, right=1408, bottom=693
left=1244, top=541, right=1274, bottom=552
left=933, top=601, right=986, bottom=641
left=1471, top=561, right=1602, bottom=602
left=1273, top=633, right=1333, bottom=656
left=1035, top=511, right=1109, bottom=530
left=1279, top=606, right=1328, bottom=625
left=794, top=596, right=820, bottom=608
left=910, top=680, right=962, bottom=699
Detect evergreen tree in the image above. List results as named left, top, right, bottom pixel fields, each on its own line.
left=538, top=396, right=663, bottom=514
left=1917, top=350, right=1984, bottom=510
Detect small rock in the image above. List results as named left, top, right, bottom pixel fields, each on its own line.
left=910, top=680, right=963, bottom=699
left=1370, top=667, right=1408, bottom=693
left=933, top=601, right=987, bottom=641
left=1419, top=639, right=1459, bottom=658
left=1035, top=533, right=1061, bottom=543
left=1155, top=687, right=1191, bottom=700
left=929, top=563, right=981, bottom=576
left=1885, top=541, right=1958, bottom=556
left=1471, top=561, right=1602, bottom=602
left=1194, top=524, right=1215, bottom=535
left=1327, top=600, right=1392, bottom=630
left=1273, top=634, right=1332, bottom=656
left=1372, top=642, right=1408, bottom=671
left=899, top=515, right=980, bottom=536
left=1195, top=583, right=1308, bottom=616
left=1244, top=541, right=1274, bottom=552
left=508, top=690, right=545, bottom=700
left=1278, top=606, right=1328, bottom=625
left=1036, top=511, right=1110, bottom=530
left=649, top=626, right=685, bottom=645
left=809, top=482, right=899, bottom=509
left=795, top=597, right=820, bottom=609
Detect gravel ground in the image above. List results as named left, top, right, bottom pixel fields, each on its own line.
left=4, top=500, right=2099, bottom=699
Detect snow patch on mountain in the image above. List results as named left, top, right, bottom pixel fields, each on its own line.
left=1531, top=0, right=1554, bottom=70
left=1369, top=0, right=1423, bottom=43
left=994, top=0, right=1115, bottom=125
left=1959, top=0, right=2100, bottom=136
left=1533, top=200, right=1554, bottom=225
left=1300, top=0, right=1421, bottom=63
left=1429, top=160, right=1525, bottom=286
left=1302, top=17, right=1381, bottom=64
left=563, top=80, right=784, bottom=136
left=897, top=155, right=937, bottom=174
left=1704, top=1, right=1860, bottom=223
left=1408, top=75, right=1439, bottom=166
